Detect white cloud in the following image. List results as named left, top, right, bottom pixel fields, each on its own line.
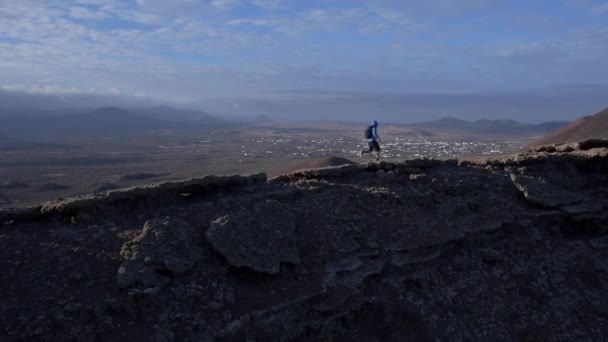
left=69, top=6, right=108, bottom=20
left=75, top=0, right=118, bottom=4
left=1, top=84, right=103, bottom=95
left=227, top=8, right=367, bottom=36
left=211, top=0, right=240, bottom=10
left=0, top=0, right=606, bottom=112
left=252, top=0, right=284, bottom=10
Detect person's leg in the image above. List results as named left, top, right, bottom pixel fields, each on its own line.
left=372, top=141, right=381, bottom=160
left=360, top=141, right=374, bottom=156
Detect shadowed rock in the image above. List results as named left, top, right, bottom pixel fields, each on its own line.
left=34, top=183, right=70, bottom=192
left=117, top=218, right=202, bottom=292
left=0, top=193, right=11, bottom=205
left=271, top=156, right=356, bottom=178
left=206, top=200, right=299, bottom=274
left=510, top=174, right=582, bottom=208
left=119, top=172, right=170, bottom=181
left=578, top=138, right=608, bottom=150
left=94, top=183, right=121, bottom=192
left=39, top=173, right=266, bottom=216
left=0, top=181, right=30, bottom=189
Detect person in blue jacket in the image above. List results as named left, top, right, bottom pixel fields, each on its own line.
left=360, top=120, right=381, bottom=161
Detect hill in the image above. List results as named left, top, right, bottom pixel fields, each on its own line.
left=132, top=105, right=221, bottom=123
left=1, top=141, right=607, bottom=340
left=254, top=114, right=273, bottom=123
left=410, top=117, right=568, bottom=137
left=63, top=107, right=179, bottom=132
left=0, top=107, right=189, bottom=139
left=531, top=107, right=608, bottom=146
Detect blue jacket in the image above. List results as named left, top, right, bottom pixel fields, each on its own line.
left=368, top=121, right=379, bottom=142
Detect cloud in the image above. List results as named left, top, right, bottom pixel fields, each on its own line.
left=0, top=0, right=606, bottom=120
left=69, top=6, right=108, bottom=20
left=75, top=0, right=119, bottom=4
left=228, top=7, right=373, bottom=36
left=196, top=84, right=608, bottom=123
left=2, top=84, right=98, bottom=94
left=211, top=0, right=240, bottom=10
left=252, top=0, right=285, bottom=10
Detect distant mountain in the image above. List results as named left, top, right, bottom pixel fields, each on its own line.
left=417, top=116, right=469, bottom=129
left=531, top=121, right=570, bottom=133
left=0, top=107, right=183, bottom=139
left=0, top=107, right=86, bottom=118
left=531, top=108, right=608, bottom=146
left=132, top=105, right=221, bottom=123
left=254, top=114, right=273, bottom=123
left=410, top=117, right=569, bottom=136
left=65, top=107, right=174, bottom=129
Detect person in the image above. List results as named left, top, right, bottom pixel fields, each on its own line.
left=359, top=120, right=381, bottom=161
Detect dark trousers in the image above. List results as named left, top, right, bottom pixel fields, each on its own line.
left=365, top=140, right=380, bottom=152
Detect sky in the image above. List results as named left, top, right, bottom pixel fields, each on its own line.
left=0, top=0, right=607, bottom=122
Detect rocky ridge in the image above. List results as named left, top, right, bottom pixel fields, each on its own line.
left=0, top=142, right=607, bottom=341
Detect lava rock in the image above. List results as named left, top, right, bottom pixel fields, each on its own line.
left=206, top=200, right=300, bottom=274
left=117, top=217, right=203, bottom=290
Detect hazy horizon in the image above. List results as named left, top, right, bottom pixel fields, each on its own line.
left=1, top=0, right=607, bottom=123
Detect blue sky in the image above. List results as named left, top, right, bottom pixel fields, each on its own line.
left=0, top=0, right=607, bottom=122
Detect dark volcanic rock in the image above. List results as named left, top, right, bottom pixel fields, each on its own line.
left=0, top=193, right=10, bottom=205
left=94, top=183, right=121, bottom=192
left=579, top=138, right=608, bottom=150
left=272, top=156, right=356, bottom=177
left=0, top=180, right=30, bottom=189
left=39, top=173, right=266, bottom=216
left=1, top=143, right=608, bottom=341
left=119, top=172, right=170, bottom=181
left=206, top=200, right=299, bottom=274
left=34, top=183, right=70, bottom=192
left=510, top=174, right=582, bottom=208
left=117, top=217, right=202, bottom=291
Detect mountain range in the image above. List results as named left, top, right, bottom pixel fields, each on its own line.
left=130, top=105, right=220, bottom=123
left=407, top=116, right=567, bottom=136
left=0, top=107, right=174, bottom=138
left=0, top=106, right=226, bottom=139
left=5, top=105, right=608, bottom=142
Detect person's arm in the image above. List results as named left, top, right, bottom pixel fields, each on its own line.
left=372, top=126, right=380, bottom=140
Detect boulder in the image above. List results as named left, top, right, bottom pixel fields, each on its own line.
left=578, top=139, right=608, bottom=151
left=510, top=174, right=581, bottom=208
left=116, top=218, right=202, bottom=291
left=206, top=200, right=300, bottom=274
